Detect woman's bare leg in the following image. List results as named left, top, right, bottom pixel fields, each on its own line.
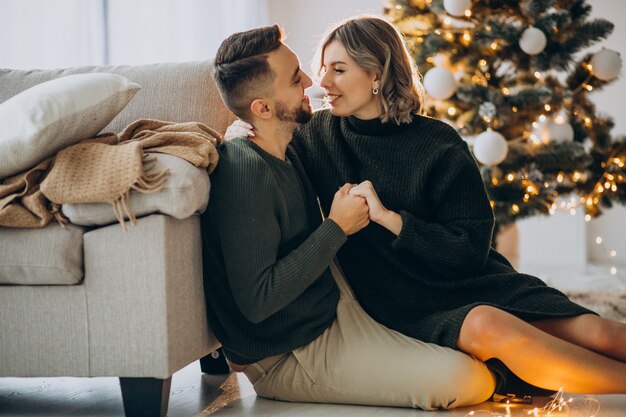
left=531, top=314, right=626, bottom=362
left=457, top=305, right=626, bottom=394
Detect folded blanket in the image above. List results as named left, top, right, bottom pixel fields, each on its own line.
left=0, top=119, right=222, bottom=229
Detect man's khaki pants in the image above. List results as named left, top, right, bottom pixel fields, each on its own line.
left=247, top=261, right=496, bottom=410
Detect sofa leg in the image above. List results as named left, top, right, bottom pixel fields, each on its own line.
left=200, top=348, right=230, bottom=374
left=119, top=376, right=172, bottom=417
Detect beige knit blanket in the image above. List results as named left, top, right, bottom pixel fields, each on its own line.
left=0, top=119, right=222, bottom=229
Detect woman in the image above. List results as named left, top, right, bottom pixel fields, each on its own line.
left=228, top=16, right=626, bottom=394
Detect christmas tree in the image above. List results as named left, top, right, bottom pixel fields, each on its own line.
left=385, top=0, right=626, bottom=233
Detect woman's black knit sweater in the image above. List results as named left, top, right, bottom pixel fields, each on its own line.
left=290, top=109, right=594, bottom=347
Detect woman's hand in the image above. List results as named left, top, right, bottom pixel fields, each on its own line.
left=224, top=119, right=255, bottom=141
left=348, top=180, right=403, bottom=236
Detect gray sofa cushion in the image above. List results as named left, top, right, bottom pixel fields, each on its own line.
left=0, top=223, right=84, bottom=285
left=0, top=61, right=237, bottom=136
left=62, top=153, right=211, bottom=226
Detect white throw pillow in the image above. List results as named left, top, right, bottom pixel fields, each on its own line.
left=0, top=73, right=140, bottom=178
left=62, top=153, right=210, bottom=226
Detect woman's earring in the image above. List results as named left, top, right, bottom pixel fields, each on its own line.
left=372, top=86, right=379, bottom=95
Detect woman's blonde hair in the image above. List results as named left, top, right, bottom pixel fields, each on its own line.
left=315, top=15, right=424, bottom=125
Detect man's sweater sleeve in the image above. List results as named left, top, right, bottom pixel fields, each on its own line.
left=391, top=142, right=495, bottom=276
left=211, top=158, right=346, bottom=324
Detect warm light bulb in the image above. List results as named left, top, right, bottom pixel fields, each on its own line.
left=611, top=267, right=618, bottom=275
left=596, top=237, right=603, bottom=244
left=545, top=104, right=551, bottom=111
left=448, top=107, right=457, bottom=116
left=585, top=214, right=592, bottom=222
left=465, top=9, right=472, bottom=17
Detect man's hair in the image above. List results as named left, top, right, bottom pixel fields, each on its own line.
left=212, top=25, right=283, bottom=120
left=314, top=16, right=424, bottom=125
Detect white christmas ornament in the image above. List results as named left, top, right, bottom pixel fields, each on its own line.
left=519, top=26, right=547, bottom=55
left=473, top=129, right=508, bottom=166
left=533, top=119, right=574, bottom=143
left=423, top=67, right=457, bottom=100
left=443, top=0, right=471, bottom=17
left=591, top=49, right=622, bottom=81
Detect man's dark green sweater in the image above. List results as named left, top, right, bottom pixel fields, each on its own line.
left=201, top=138, right=346, bottom=365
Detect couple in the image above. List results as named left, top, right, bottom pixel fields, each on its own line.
left=201, top=16, right=626, bottom=410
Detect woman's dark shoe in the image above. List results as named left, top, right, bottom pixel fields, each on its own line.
left=486, top=358, right=557, bottom=401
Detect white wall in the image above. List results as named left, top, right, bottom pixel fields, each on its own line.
left=266, top=0, right=383, bottom=73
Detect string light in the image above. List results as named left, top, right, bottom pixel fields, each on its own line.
left=465, top=388, right=601, bottom=417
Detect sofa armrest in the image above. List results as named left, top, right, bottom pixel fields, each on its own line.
left=83, top=214, right=217, bottom=379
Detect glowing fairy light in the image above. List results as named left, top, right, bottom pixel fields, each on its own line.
left=464, top=388, right=600, bottom=417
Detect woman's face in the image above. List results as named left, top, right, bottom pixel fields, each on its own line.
left=320, top=40, right=381, bottom=120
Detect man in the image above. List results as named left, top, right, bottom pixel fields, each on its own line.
left=201, top=25, right=495, bottom=410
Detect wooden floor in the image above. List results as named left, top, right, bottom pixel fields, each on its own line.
left=1, top=361, right=625, bottom=417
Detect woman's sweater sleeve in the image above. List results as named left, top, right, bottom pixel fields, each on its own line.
left=391, top=141, right=495, bottom=276
left=212, top=160, right=346, bottom=324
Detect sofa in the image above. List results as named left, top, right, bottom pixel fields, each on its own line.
left=0, top=61, right=237, bottom=416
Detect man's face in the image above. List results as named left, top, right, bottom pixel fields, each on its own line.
left=267, top=44, right=313, bottom=125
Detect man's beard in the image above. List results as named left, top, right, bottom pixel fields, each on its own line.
left=275, top=100, right=312, bottom=124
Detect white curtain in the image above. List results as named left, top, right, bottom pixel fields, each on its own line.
left=0, top=0, right=105, bottom=69
left=107, top=0, right=270, bottom=65
left=0, top=0, right=270, bottom=69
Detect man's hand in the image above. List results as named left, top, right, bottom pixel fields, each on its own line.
left=224, top=119, right=255, bottom=141
left=328, top=184, right=370, bottom=236
left=348, top=181, right=403, bottom=236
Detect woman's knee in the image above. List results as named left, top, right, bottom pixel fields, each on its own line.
left=458, top=305, right=512, bottom=352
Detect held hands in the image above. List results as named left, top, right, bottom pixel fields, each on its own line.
left=224, top=119, right=255, bottom=141
left=328, top=184, right=370, bottom=236
left=348, top=181, right=403, bottom=236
